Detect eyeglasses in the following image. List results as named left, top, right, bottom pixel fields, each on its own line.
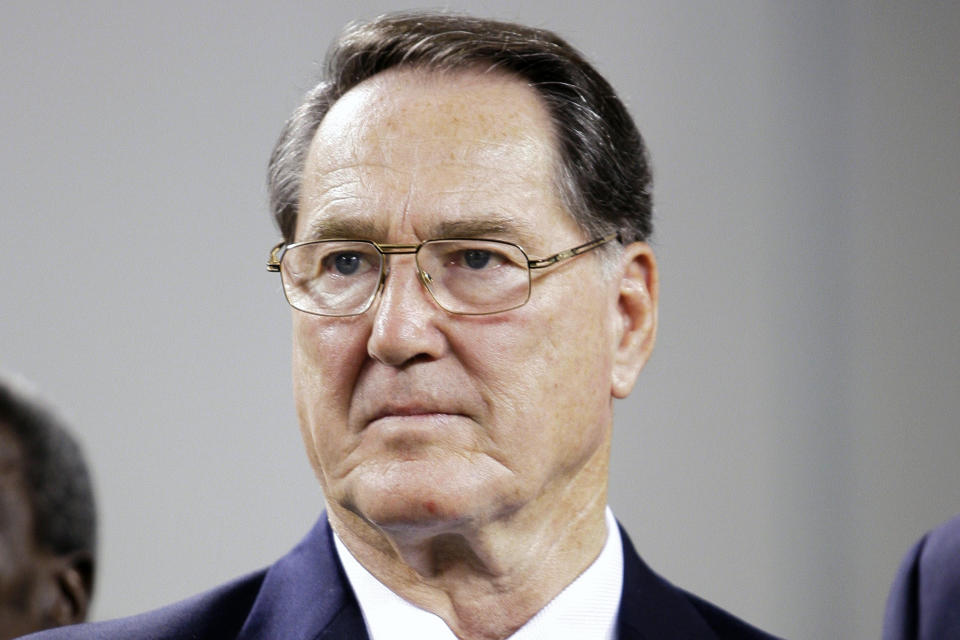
left=267, top=233, right=618, bottom=317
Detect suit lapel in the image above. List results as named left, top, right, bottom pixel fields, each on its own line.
left=237, top=516, right=722, bottom=639
left=616, top=524, right=718, bottom=640
left=236, top=515, right=370, bottom=640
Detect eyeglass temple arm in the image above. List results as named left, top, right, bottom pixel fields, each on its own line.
left=266, top=242, right=284, bottom=272
left=527, top=232, right=620, bottom=270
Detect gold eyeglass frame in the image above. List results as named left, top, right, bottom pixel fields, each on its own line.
left=266, top=232, right=619, bottom=317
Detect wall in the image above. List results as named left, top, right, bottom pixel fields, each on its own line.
left=2, top=3, right=958, bottom=638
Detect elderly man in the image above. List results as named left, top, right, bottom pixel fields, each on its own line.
left=0, top=376, right=96, bottom=639
left=27, top=12, right=777, bottom=640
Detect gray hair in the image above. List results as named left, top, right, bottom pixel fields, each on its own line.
left=268, top=11, right=653, bottom=250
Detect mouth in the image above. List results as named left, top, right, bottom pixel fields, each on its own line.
left=352, top=372, right=479, bottom=434
left=367, top=408, right=465, bottom=427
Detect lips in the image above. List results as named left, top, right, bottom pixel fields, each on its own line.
left=365, top=404, right=466, bottom=429
left=354, top=388, right=473, bottom=432
left=351, top=364, right=481, bottom=433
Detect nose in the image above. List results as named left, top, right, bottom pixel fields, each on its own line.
left=366, top=256, right=447, bottom=366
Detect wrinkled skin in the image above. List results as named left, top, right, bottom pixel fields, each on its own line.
left=288, top=68, right=657, bottom=638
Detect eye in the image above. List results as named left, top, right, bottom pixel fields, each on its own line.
left=462, top=249, right=492, bottom=269
left=321, top=251, right=376, bottom=276
left=334, top=252, right=361, bottom=275
left=423, top=241, right=523, bottom=276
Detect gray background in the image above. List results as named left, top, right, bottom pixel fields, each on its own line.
left=2, top=2, right=958, bottom=638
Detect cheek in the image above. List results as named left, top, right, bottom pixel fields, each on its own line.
left=292, top=314, right=367, bottom=402
left=291, top=315, right=369, bottom=468
left=457, top=299, right=614, bottom=459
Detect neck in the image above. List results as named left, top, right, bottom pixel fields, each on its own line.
left=328, top=443, right=611, bottom=640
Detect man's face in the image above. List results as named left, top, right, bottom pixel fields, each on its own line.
left=0, top=427, right=47, bottom=639
left=291, top=69, right=629, bottom=533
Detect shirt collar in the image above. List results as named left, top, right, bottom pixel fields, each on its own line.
left=333, top=507, right=623, bottom=640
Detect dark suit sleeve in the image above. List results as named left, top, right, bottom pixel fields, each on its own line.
left=883, top=514, right=960, bottom=640
left=17, top=569, right=266, bottom=640
left=883, top=534, right=925, bottom=640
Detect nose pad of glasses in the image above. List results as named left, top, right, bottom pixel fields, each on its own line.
left=418, top=269, right=433, bottom=287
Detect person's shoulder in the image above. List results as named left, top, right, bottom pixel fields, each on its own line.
left=617, top=522, right=782, bottom=639
left=920, top=511, right=960, bottom=557
left=22, top=515, right=351, bottom=640
left=20, top=568, right=267, bottom=640
left=682, top=590, right=783, bottom=640
left=883, top=513, right=960, bottom=640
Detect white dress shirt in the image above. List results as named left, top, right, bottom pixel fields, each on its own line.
left=333, top=507, right=624, bottom=640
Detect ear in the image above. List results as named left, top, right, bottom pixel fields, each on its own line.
left=611, top=242, right=658, bottom=398
left=40, top=551, right=94, bottom=627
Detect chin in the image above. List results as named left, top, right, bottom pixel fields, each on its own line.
left=342, top=459, right=505, bottom=533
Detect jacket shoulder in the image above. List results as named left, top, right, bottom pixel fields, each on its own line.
left=617, top=523, right=782, bottom=639
left=23, top=515, right=362, bottom=640
left=684, top=591, right=782, bottom=640
left=884, top=513, right=960, bottom=640
left=21, top=568, right=267, bottom=640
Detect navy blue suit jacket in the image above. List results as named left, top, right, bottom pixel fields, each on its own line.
left=883, top=513, right=960, bottom=640
left=25, top=515, right=778, bottom=639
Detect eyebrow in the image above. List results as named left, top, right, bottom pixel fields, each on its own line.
left=431, top=215, right=537, bottom=244
left=301, top=212, right=541, bottom=248
left=301, top=215, right=382, bottom=242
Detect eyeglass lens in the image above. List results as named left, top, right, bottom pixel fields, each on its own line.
left=280, top=239, right=532, bottom=316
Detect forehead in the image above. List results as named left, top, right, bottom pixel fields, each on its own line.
left=297, top=68, right=576, bottom=244
left=318, top=67, right=557, bottom=161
